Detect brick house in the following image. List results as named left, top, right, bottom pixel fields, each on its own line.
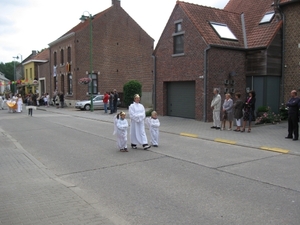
left=48, top=0, right=154, bottom=107
left=153, top=0, right=298, bottom=121
left=277, top=0, right=300, bottom=102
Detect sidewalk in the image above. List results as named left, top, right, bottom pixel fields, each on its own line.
left=38, top=106, right=300, bottom=155
left=0, top=127, right=115, bottom=225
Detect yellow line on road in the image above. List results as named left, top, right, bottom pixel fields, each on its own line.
left=214, top=138, right=237, bottom=145
left=260, top=146, right=289, bottom=154
left=180, top=133, right=198, bottom=138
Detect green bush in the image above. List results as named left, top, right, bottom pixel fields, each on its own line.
left=255, top=106, right=281, bottom=124
left=279, top=103, right=288, bottom=120
left=145, top=108, right=153, bottom=117
left=123, top=80, right=142, bottom=107
left=257, top=106, right=269, bottom=112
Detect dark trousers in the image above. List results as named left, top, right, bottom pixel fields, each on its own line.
left=113, top=102, right=117, bottom=113
left=109, top=102, right=114, bottom=114
left=28, top=109, right=33, bottom=116
left=288, top=114, right=299, bottom=139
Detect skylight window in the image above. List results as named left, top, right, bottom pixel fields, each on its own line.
left=260, top=12, right=275, bottom=24
left=210, top=22, right=237, bottom=41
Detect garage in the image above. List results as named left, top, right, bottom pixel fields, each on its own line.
left=167, top=81, right=195, bottom=119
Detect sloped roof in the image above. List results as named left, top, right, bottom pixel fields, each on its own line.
left=224, top=0, right=282, bottom=48
left=23, top=49, right=49, bottom=65
left=178, top=1, right=244, bottom=48
left=61, top=7, right=112, bottom=38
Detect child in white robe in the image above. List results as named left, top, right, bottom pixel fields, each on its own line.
left=146, top=111, right=160, bottom=147
left=113, top=111, right=129, bottom=152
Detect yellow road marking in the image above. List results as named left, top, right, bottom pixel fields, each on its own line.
left=180, top=133, right=198, bottom=138
left=214, top=138, right=237, bottom=145
left=260, top=146, right=289, bottom=154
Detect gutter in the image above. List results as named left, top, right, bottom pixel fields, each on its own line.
left=203, top=45, right=210, bottom=122
left=152, top=55, right=156, bottom=110
left=277, top=3, right=285, bottom=104
left=241, top=13, right=248, bottom=49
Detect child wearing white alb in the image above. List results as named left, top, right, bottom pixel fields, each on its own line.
left=113, top=111, right=129, bottom=152
left=146, top=111, right=160, bottom=147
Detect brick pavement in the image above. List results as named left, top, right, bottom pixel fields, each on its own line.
left=0, top=128, right=115, bottom=225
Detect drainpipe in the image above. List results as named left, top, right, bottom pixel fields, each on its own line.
left=152, top=55, right=156, bottom=111
left=276, top=2, right=285, bottom=104
left=203, top=45, right=210, bottom=122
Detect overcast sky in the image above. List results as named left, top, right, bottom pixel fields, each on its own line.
left=0, top=0, right=228, bottom=64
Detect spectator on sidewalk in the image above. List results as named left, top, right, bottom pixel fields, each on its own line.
left=103, top=92, right=109, bottom=113
left=0, top=94, right=4, bottom=110
left=211, top=88, right=221, bottom=130
left=233, top=92, right=244, bottom=132
left=113, top=89, right=118, bottom=113
left=109, top=91, right=114, bottom=114
left=285, top=90, right=300, bottom=141
left=221, top=93, right=233, bottom=130
left=59, top=92, right=64, bottom=108
left=241, top=90, right=256, bottom=133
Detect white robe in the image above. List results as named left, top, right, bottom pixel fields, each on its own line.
left=129, top=102, right=148, bottom=145
left=146, top=117, right=160, bottom=145
left=17, top=97, right=23, bottom=112
left=114, top=118, right=128, bottom=149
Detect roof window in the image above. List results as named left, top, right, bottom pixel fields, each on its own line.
left=259, top=12, right=275, bottom=24
left=210, top=22, right=237, bottom=41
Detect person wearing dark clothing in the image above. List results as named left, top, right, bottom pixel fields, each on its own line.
left=109, top=91, right=114, bottom=114
left=113, top=89, right=118, bottom=113
left=59, top=92, right=64, bottom=108
left=241, top=90, right=256, bottom=133
left=285, top=90, right=300, bottom=141
left=27, top=97, right=34, bottom=116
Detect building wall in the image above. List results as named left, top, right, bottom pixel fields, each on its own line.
left=154, top=6, right=246, bottom=121
left=49, top=3, right=154, bottom=107
left=282, top=3, right=300, bottom=102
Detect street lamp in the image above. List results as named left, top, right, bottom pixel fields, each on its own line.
left=12, top=55, right=23, bottom=95
left=80, top=11, right=94, bottom=112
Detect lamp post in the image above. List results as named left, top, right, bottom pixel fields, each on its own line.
left=12, top=55, right=22, bottom=95
left=80, top=11, right=94, bottom=112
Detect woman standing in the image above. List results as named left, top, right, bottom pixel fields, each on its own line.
left=129, top=94, right=151, bottom=150
left=241, top=90, right=256, bottom=133
left=221, top=93, right=233, bottom=130
left=16, top=94, right=23, bottom=113
left=233, top=92, right=244, bottom=131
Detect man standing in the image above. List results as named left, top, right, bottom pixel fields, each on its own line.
left=285, top=90, right=300, bottom=141
left=59, top=92, right=64, bottom=108
left=113, top=89, right=118, bottom=113
left=211, top=88, right=222, bottom=130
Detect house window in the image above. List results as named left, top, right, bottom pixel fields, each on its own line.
left=67, top=73, right=73, bottom=95
left=89, top=73, right=98, bottom=95
left=259, top=12, right=275, bottom=24
left=173, top=21, right=184, bottom=55
left=61, top=75, right=65, bottom=94
left=25, top=69, right=28, bottom=79
left=30, top=68, right=32, bottom=79
left=67, top=46, right=71, bottom=63
left=210, top=22, right=238, bottom=41
left=54, top=52, right=57, bottom=66
left=54, top=76, right=57, bottom=91
left=60, top=49, right=64, bottom=65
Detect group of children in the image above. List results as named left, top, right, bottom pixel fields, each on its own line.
left=113, top=110, right=160, bottom=152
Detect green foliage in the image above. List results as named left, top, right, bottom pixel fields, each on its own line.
left=257, top=105, right=269, bottom=112
left=145, top=108, right=154, bottom=117
left=123, top=80, right=142, bottom=107
left=279, top=103, right=288, bottom=120
left=255, top=107, right=281, bottom=124
left=0, top=61, right=16, bottom=81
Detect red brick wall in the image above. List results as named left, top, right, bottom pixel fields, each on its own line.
left=282, top=3, right=300, bottom=101
left=154, top=6, right=246, bottom=121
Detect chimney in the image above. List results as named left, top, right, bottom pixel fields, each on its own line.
left=112, top=0, right=120, bottom=6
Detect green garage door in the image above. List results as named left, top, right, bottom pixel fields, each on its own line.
left=167, top=81, right=195, bottom=119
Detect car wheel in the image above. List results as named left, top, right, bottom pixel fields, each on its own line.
left=84, top=104, right=91, bottom=111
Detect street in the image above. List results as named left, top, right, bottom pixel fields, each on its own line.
left=0, top=108, right=300, bottom=225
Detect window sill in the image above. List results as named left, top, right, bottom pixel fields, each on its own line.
left=172, top=53, right=185, bottom=57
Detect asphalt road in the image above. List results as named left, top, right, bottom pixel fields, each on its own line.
left=0, top=109, right=299, bottom=225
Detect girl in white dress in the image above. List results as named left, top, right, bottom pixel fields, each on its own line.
left=114, top=111, right=129, bottom=152
left=146, top=111, right=160, bottom=147
left=17, top=94, right=23, bottom=113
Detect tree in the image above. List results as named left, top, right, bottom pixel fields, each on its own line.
left=0, top=61, right=16, bottom=80
left=123, top=80, right=142, bottom=107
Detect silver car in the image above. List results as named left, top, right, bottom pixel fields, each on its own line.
left=75, top=95, right=120, bottom=111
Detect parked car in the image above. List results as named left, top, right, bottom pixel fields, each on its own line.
left=75, top=95, right=120, bottom=111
